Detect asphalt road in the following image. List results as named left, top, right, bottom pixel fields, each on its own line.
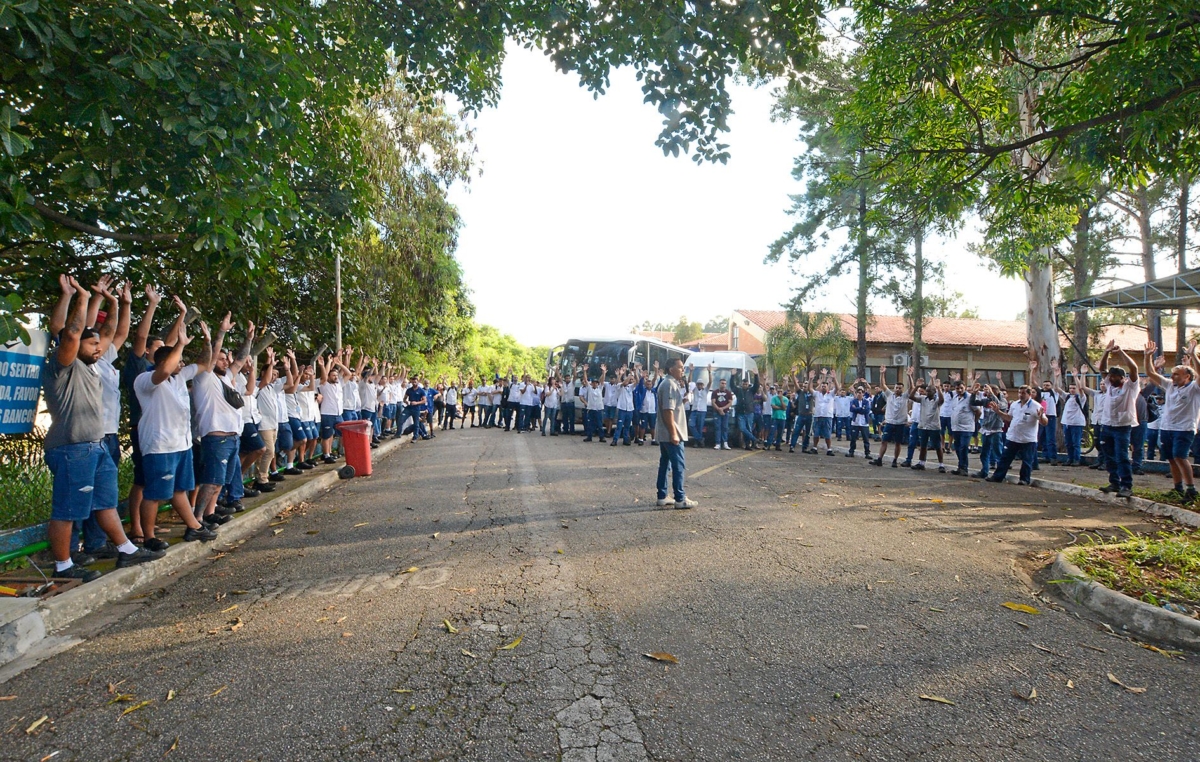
left=2, top=428, right=1198, bottom=761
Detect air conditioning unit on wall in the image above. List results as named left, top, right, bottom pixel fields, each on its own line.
left=890, top=354, right=929, bottom=366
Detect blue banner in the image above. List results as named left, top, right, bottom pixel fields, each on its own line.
left=0, top=330, right=48, bottom=434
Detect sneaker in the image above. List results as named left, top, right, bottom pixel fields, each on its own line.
left=724, top=444, right=733, bottom=451
left=1116, top=487, right=1133, bottom=498
left=255, top=482, right=276, bottom=493
left=1132, top=467, right=1144, bottom=476
left=1184, top=489, right=1198, bottom=503
left=826, top=450, right=835, bottom=457
left=973, top=471, right=988, bottom=479
left=845, top=452, right=855, bottom=457
left=183, top=525, right=218, bottom=542
left=583, top=437, right=593, bottom=442
left=714, top=444, right=722, bottom=450
left=70, top=551, right=97, bottom=567
left=116, top=546, right=165, bottom=568
left=951, top=468, right=966, bottom=476
left=807, top=448, right=818, bottom=455
left=610, top=441, right=618, bottom=447
left=788, top=447, right=795, bottom=453
left=891, top=460, right=898, bottom=468
left=205, top=512, right=231, bottom=526
left=870, top=458, right=882, bottom=467
left=674, top=497, right=698, bottom=509
left=599, top=438, right=607, bottom=443
left=911, top=463, right=925, bottom=471
left=656, top=498, right=671, bottom=507
left=937, top=465, right=947, bottom=473
left=54, top=564, right=101, bottom=583
left=269, top=472, right=286, bottom=482
left=216, top=503, right=236, bottom=517
left=142, top=537, right=169, bottom=553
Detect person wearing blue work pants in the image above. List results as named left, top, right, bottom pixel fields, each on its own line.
left=713, top=411, right=729, bottom=448
left=1131, top=420, right=1146, bottom=473
left=584, top=408, right=604, bottom=441
left=611, top=409, right=633, bottom=446
left=1039, top=415, right=1058, bottom=463
left=1063, top=425, right=1084, bottom=465
left=398, top=404, right=424, bottom=441
left=688, top=410, right=706, bottom=446
left=789, top=414, right=812, bottom=452
left=1102, top=424, right=1133, bottom=492
left=739, top=413, right=760, bottom=449
left=979, top=431, right=1004, bottom=476
left=952, top=431, right=972, bottom=472
left=905, top=421, right=921, bottom=464
left=989, top=440, right=1036, bottom=484
left=656, top=442, right=686, bottom=503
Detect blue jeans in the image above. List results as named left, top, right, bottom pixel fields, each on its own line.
left=834, top=416, right=849, bottom=439
left=584, top=409, right=604, bottom=439
left=1064, top=425, right=1084, bottom=463
left=656, top=442, right=686, bottom=502
left=905, top=422, right=921, bottom=463
left=689, top=410, right=706, bottom=444
left=849, top=425, right=871, bottom=455
left=541, top=407, right=558, bottom=434
left=1039, top=416, right=1058, bottom=462
left=399, top=405, right=425, bottom=439
left=713, top=411, right=729, bottom=445
left=992, top=440, right=1036, bottom=483
left=1102, top=425, right=1133, bottom=489
left=738, top=413, right=760, bottom=446
left=980, top=432, right=1003, bottom=474
left=952, top=431, right=972, bottom=471
left=560, top=402, right=576, bottom=433
left=790, top=414, right=812, bottom=449
left=1131, top=421, right=1147, bottom=469
left=613, top=409, right=634, bottom=443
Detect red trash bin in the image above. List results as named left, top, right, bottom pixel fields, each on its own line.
left=335, top=420, right=373, bottom=477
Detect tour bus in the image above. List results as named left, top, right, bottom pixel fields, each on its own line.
left=684, top=351, right=761, bottom=446
left=547, top=336, right=691, bottom=426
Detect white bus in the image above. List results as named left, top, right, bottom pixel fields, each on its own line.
left=547, top=336, right=691, bottom=381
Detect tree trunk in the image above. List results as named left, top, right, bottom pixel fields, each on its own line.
left=855, top=166, right=869, bottom=381
left=1135, top=184, right=1162, bottom=353
left=1177, top=178, right=1191, bottom=356
left=1071, top=203, right=1091, bottom=368
left=1017, top=81, right=1063, bottom=385
left=911, top=225, right=925, bottom=377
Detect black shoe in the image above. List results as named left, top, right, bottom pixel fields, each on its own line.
left=911, top=463, right=925, bottom=470
left=583, top=437, right=593, bottom=442
left=255, top=482, right=276, bottom=493
left=1088, top=463, right=1101, bottom=470
left=788, top=447, right=795, bottom=453
left=1018, top=480, right=1033, bottom=486
left=322, top=456, right=337, bottom=464
left=1132, top=467, right=1144, bottom=476
left=1099, top=485, right=1117, bottom=494
left=229, top=500, right=246, bottom=513
left=610, top=441, right=618, bottom=447
left=269, top=472, right=286, bottom=482
left=1184, top=489, right=1198, bottom=503
left=116, top=546, right=164, bottom=568
left=891, top=460, right=898, bottom=468
left=973, top=471, right=988, bottom=479
left=216, top=503, right=236, bottom=516
left=826, top=450, right=835, bottom=457
left=845, top=452, right=854, bottom=457
left=70, top=551, right=97, bottom=567
left=143, top=537, right=169, bottom=553
left=1116, top=487, right=1133, bottom=498
left=774, top=445, right=782, bottom=451
left=54, top=564, right=102, bottom=583
left=206, top=512, right=231, bottom=526
left=985, top=476, right=1004, bottom=483
left=91, top=542, right=120, bottom=559
left=624, top=441, right=632, bottom=446
left=599, top=438, right=607, bottom=443
left=183, top=525, right=218, bottom=542
left=296, top=462, right=314, bottom=471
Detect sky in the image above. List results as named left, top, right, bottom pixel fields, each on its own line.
left=447, top=45, right=1028, bottom=349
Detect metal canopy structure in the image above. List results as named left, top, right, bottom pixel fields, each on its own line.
left=1057, top=269, right=1200, bottom=312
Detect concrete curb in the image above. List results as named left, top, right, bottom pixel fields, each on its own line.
left=0, top=436, right=407, bottom=668
left=1051, top=551, right=1200, bottom=651
left=997, top=473, right=1200, bottom=528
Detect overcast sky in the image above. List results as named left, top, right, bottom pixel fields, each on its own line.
left=447, top=46, right=1028, bottom=348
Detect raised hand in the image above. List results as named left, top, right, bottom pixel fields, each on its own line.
left=69, top=276, right=86, bottom=296
left=198, top=321, right=211, bottom=342
left=145, top=284, right=161, bottom=305
left=219, top=312, right=233, bottom=333
left=1144, top=340, right=1157, bottom=356
left=59, top=273, right=75, bottom=295
left=91, top=274, right=115, bottom=298
left=178, top=317, right=192, bottom=345
left=119, top=281, right=132, bottom=304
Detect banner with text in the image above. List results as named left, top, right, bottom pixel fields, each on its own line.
left=0, top=330, right=48, bottom=434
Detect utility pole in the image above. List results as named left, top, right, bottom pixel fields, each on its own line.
left=335, top=248, right=343, bottom=351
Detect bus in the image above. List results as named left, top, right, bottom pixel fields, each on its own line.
left=547, top=335, right=691, bottom=381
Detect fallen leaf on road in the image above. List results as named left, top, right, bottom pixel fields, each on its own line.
left=0, top=695, right=15, bottom=701
left=401, top=567, right=418, bottom=574
left=341, top=632, right=353, bottom=638
left=209, top=686, right=227, bottom=697
left=1080, top=643, right=1106, bottom=653
left=821, top=493, right=839, bottom=498
left=432, top=532, right=440, bottom=539
left=1067, top=680, right=1075, bottom=689
left=818, top=478, right=828, bottom=483
left=228, top=618, right=244, bottom=632
left=1107, top=673, right=1147, bottom=693
left=165, top=737, right=178, bottom=755
left=443, top=620, right=458, bottom=634
left=121, top=700, right=152, bottom=717
left=391, top=689, right=413, bottom=694
left=354, top=522, right=368, bottom=528
left=220, top=604, right=238, bottom=613
left=643, top=652, right=679, bottom=664
left=166, top=690, right=175, bottom=701
left=918, top=695, right=955, bottom=706
left=272, top=528, right=283, bottom=536
left=499, top=636, right=523, bottom=651
left=316, top=616, right=329, bottom=623
left=335, top=616, right=347, bottom=624
left=1016, top=622, right=1030, bottom=629
left=851, top=625, right=869, bottom=630
left=26, top=715, right=48, bottom=734
left=1141, top=644, right=1183, bottom=658
left=556, top=549, right=563, bottom=554
left=1032, top=644, right=1065, bottom=656
left=230, top=590, right=249, bottom=595
left=1013, top=687, right=1037, bottom=702
left=929, top=499, right=944, bottom=504
left=107, top=694, right=136, bottom=705
left=929, top=607, right=945, bottom=613
left=1001, top=602, right=1040, bottom=615
left=461, top=649, right=477, bottom=659
left=306, top=530, right=319, bottom=535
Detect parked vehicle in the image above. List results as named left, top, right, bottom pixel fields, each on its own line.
left=684, top=352, right=760, bottom=446
left=547, top=336, right=692, bottom=425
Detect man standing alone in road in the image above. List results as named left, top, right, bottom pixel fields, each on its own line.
left=655, top=358, right=697, bottom=509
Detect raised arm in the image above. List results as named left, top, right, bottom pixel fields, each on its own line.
left=48, top=274, right=74, bottom=336
left=1143, top=341, right=1167, bottom=388
left=132, top=285, right=163, bottom=358
left=151, top=317, right=192, bottom=385
left=53, top=276, right=89, bottom=366
left=85, top=274, right=113, bottom=329
left=229, top=321, right=255, bottom=375
left=93, top=277, right=120, bottom=354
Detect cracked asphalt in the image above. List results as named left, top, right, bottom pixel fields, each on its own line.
left=2, top=428, right=1198, bottom=761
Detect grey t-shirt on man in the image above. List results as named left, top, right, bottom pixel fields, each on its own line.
left=43, top=357, right=106, bottom=450
left=655, top=376, right=689, bottom=444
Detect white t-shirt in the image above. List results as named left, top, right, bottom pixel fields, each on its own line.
left=1041, top=390, right=1059, bottom=416
left=813, top=391, right=836, bottom=418
left=520, top=384, right=539, bottom=406
left=259, top=379, right=284, bottom=430
left=834, top=394, right=852, bottom=418
left=134, top=364, right=198, bottom=454
left=691, top=388, right=709, bottom=413
left=602, top=382, right=620, bottom=407
left=617, top=382, right=635, bottom=411
left=285, top=390, right=302, bottom=420
left=508, top=383, right=522, bottom=404
left=1005, top=398, right=1042, bottom=444
left=882, top=388, right=909, bottom=425
left=98, top=345, right=121, bottom=436
left=1156, top=379, right=1200, bottom=432
left=444, top=387, right=458, bottom=406
left=582, top=385, right=605, bottom=411
left=341, top=378, right=359, bottom=412
left=542, top=387, right=558, bottom=409
left=640, top=386, right=657, bottom=414
left=359, top=379, right=378, bottom=410
left=318, top=382, right=343, bottom=416
left=939, top=394, right=953, bottom=417
left=301, top=390, right=319, bottom=422
left=463, top=387, right=476, bottom=406
left=1061, top=393, right=1088, bottom=427
left=235, top=374, right=261, bottom=425
left=192, top=370, right=244, bottom=437
left=1104, top=378, right=1140, bottom=427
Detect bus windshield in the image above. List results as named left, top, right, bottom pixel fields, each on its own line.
left=558, top=340, right=634, bottom=377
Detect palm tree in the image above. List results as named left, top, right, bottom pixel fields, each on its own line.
left=764, top=311, right=852, bottom=382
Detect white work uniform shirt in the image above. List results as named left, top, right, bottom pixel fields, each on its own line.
left=1157, top=379, right=1200, bottom=432
left=134, top=365, right=198, bottom=454
left=1005, top=398, right=1042, bottom=444
left=813, top=391, right=836, bottom=418
left=1104, top=378, right=1140, bottom=428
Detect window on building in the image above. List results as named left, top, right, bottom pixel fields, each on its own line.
left=731, top=325, right=739, bottom=351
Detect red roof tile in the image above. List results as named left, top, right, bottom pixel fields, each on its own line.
left=734, top=310, right=1030, bottom=348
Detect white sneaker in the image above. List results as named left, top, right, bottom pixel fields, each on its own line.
left=714, top=444, right=722, bottom=450
left=722, top=443, right=732, bottom=450
left=674, top=497, right=697, bottom=509
left=656, top=498, right=671, bottom=507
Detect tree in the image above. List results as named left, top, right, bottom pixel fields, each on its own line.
left=763, top=311, right=852, bottom=381
left=672, top=317, right=704, bottom=345
left=703, top=316, right=729, bottom=333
